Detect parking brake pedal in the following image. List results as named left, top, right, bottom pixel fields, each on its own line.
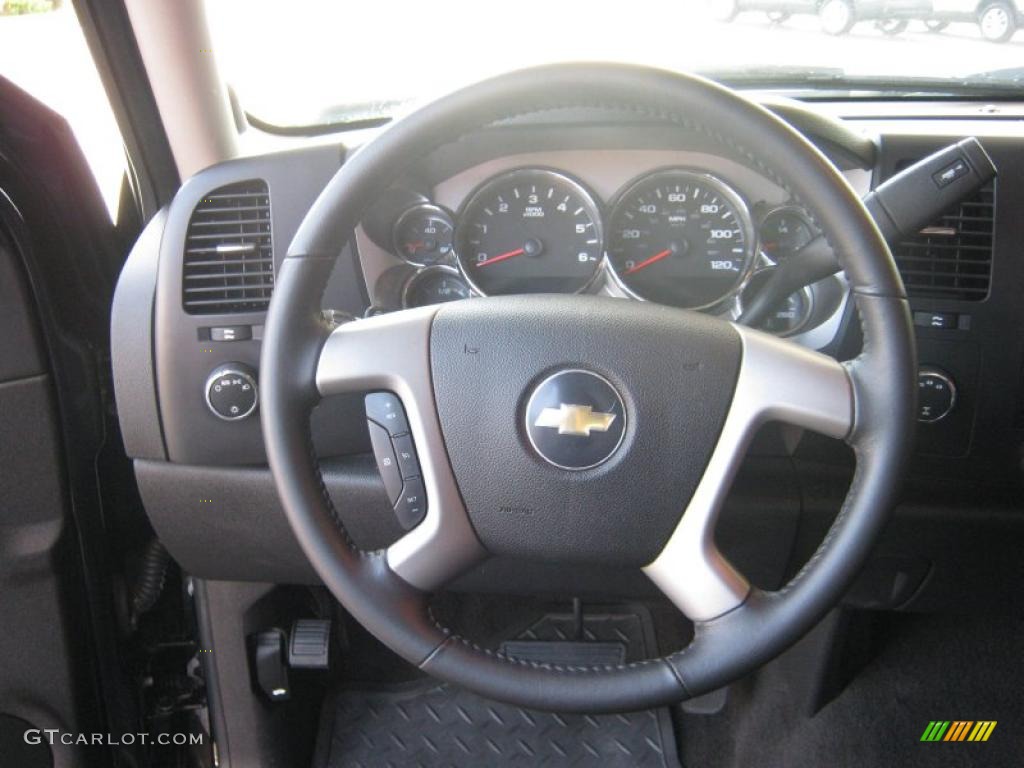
left=289, top=619, right=332, bottom=670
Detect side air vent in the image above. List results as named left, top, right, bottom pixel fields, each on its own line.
left=891, top=180, right=995, bottom=302
left=182, top=180, right=273, bottom=314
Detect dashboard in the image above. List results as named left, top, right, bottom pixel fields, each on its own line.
left=110, top=97, right=1024, bottom=595
left=356, top=149, right=858, bottom=350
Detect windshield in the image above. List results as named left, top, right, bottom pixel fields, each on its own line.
left=206, top=0, right=1024, bottom=128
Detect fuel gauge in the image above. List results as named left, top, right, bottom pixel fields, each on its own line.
left=404, top=267, right=473, bottom=308
left=393, top=204, right=455, bottom=266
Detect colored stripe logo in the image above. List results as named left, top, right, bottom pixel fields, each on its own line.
left=921, top=721, right=997, bottom=742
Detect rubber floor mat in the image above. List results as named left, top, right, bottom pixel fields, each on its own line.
left=316, top=607, right=681, bottom=767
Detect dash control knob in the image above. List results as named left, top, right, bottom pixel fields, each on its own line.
left=205, top=363, right=258, bottom=421
left=917, top=367, right=956, bottom=424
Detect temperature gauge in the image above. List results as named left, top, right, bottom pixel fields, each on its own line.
left=759, top=206, right=815, bottom=263
left=393, top=204, right=455, bottom=266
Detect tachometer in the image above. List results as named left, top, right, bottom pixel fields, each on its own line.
left=455, top=169, right=603, bottom=296
left=607, top=170, right=754, bottom=309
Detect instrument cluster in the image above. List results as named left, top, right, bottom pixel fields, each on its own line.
left=380, top=165, right=834, bottom=338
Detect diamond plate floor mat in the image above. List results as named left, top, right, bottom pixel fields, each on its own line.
left=315, top=607, right=681, bottom=767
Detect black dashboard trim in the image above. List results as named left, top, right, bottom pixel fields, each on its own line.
left=111, top=208, right=167, bottom=460
left=110, top=101, right=1024, bottom=597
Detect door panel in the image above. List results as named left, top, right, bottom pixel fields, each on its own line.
left=0, top=229, right=82, bottom=767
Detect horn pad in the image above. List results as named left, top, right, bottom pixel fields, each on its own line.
left=429, top=295, right=742, bottom=566
left=525, top=369, right=627, bottom=471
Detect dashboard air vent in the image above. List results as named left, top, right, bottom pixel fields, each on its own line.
left=182, top=180, right=273, bottom=314
left=891, top=180, right=995, bottom=302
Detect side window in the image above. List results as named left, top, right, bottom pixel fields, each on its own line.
left=0, top=1, right=127, bottom=221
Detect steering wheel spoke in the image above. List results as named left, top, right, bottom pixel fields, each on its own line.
left=644, top=326, right=853, bottom=622
left=316, top=308, right=487, bottom=591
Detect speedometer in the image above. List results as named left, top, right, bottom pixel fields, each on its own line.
left=455, top=168, right=603, bottom=296
left=607, top=170, right=755, bottom=309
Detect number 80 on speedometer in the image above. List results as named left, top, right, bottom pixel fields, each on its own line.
left=607, top=169, right=755, bottom=309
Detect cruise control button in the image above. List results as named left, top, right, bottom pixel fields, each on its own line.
left=392, top=434, right=420, bottom=479
left=368, top=420, right=402, bottom=504
left=365, top=392, right=409, bottom=435
left=394, top=476, right=426, bottom=530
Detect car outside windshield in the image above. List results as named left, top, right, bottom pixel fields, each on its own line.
left=205, top=0, right=1024, bottom=128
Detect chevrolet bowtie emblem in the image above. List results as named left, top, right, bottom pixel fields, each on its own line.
left=534, top=404, right=617, bottom=437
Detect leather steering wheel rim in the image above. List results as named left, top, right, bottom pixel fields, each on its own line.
left=261, top=63, right=916, bottom=713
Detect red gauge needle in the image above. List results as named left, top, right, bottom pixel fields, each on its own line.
left=476, top=247, right=525, bottom=268
left=625, top=248, right=672, bottom=275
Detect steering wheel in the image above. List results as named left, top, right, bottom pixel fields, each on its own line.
left=261, top=63, right=916, bottom=713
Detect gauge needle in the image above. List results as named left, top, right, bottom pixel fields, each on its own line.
left=476, top=247, right=525, bottom=268
left=625, top=248, right=672, bottom=275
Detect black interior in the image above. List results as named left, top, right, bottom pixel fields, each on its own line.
left=124, top=98, right=1022, bottom=763
left=3, top=30, right=1024, bottom=768
left=125, top=110, right=1024, bottom=594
